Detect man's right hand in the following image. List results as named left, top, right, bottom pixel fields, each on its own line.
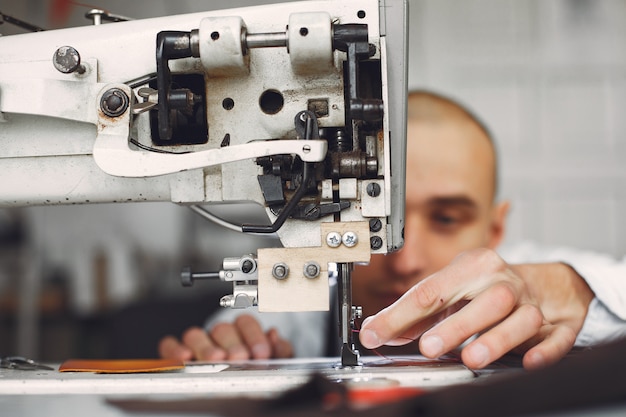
left=158, top=314, right=294, bottom=361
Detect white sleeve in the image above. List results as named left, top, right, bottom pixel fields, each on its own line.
left=204, top=307, right=330, bottom=358
left=575, top=297, right=626, bottom=346
left=499, top=241, right=626, bottom=346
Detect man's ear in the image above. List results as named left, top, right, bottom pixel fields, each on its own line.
left=487, top=200, right=510, bottom=249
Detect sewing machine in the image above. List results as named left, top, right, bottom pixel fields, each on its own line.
left=0, top=0, right=407, bottom=368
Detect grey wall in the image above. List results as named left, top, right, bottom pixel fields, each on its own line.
left=407, top=0, right=626, bottom=257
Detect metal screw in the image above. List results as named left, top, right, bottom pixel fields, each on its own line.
left=342, top=231, right=358, bottom=247
left=220, top=295, right=234, bottom=308
left=353, top=306, right=363, bottom=319
left=326, top=232, right=342, bottom=248
left=370, top=236, right=383, bottom=250
left=272, top=263, right=289, bottom=280
left=366, top=182, right=381, bottom=197
left=100, top=88, right=129, bottom=118
left=53, top=46, right=85, bottom=74
left=303, top=261, right=321, bottom=279
left=369, top=218, right=382, bottom=233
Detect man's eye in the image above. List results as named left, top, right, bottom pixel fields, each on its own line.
left=432, top=214, right=458, bottom=226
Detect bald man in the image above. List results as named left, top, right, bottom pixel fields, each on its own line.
left=355, top=91, right=591, bottom=369
left=160, top=91, right=623, bottom=370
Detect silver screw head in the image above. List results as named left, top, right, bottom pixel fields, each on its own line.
left=342, top=231, right=358, bottom=247
left=303, top=261, right=321, bottom=279
left=326, top=231, right=342, bottom=248
left=272, top=263, right=289, bottom=280
left=220, top=295, right=234, bottom=308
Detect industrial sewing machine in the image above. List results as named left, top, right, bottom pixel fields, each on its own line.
left=0, top=0, right=407, bottom=368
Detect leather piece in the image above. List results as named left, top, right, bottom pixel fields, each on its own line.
left=59, top=358, right=184, bottom=373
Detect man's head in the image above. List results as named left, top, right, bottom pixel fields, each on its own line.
left=353, top=90, right=510, bottom=319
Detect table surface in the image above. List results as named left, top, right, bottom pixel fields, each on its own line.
left=0, top=355, right=622, bottom=417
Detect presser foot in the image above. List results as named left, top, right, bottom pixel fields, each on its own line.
left=340, top=343, right=360, bottom=367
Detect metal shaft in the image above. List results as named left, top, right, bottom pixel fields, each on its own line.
left=338, top=262, right=360, bottom=367
left=245, top=32, right=287, bottom=49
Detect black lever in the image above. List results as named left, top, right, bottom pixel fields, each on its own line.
left=155, top=31, right=199, bottom=141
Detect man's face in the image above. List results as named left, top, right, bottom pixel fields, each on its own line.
left=352, top=118, right=507, bottom=319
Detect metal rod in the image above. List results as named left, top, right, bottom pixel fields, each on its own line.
left=245, top=32, right=287, bottom=49
left=0, top=12, right=45, bottom=32
left=338, top=262, right=360, bottom=367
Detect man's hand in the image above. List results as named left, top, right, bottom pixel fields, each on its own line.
left=358, top=248, right=594, bottom=370
left=159, top=314, right=293, bottom=361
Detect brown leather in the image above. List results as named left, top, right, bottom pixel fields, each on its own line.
left=59, top=358, right=185, bottom=373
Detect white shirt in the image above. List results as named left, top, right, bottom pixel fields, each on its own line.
left=206, top=242, right=626, bottom=356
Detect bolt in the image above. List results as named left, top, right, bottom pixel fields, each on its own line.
left=241, top=258, right=255, bottom=274
left=366, top=182, right=381, bottom=197
left=342, top=231, right=358, bottom=247
left=370, top=235, right=383, bottom=250
left=53, top=46, right=85, bottom=74
left=353, top=306, right=363, bottom=319
left=100, top=88, right=129, bottom=118
left=220, top=295, right=234, bottom=308
left=326, top=232, right=342, bottom=248
left=369, top=218, right=382, bottom=233
left=272, top=263, right=289, bottom=280
left=303, top=261, right=321, bottom=279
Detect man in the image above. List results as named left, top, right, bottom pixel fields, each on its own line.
left=159, top=91, right=623, bottom=369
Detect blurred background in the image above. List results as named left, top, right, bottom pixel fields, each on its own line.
left=0, top=0, right=624, bottom=361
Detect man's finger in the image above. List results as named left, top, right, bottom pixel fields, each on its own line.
left=158, top=335, right=193, bottom=361
left=235, top=314, right=272, bottom=359
left=209, top=322, right=250, bottom=360
left=359, top=250, right=514, bottom=349
left=267, top=328, right=294, bottom=358
left=359, top=276, right=459, bottom=349
left=182, top=326, right=227, bottom=361
left=460, top=303, right=544, bottom=369
left=419, top=281, right=520, bottom=357
left=521, top=325, right=576, bottom=370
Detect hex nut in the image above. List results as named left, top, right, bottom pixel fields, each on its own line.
left=303, top=261, right=321, bottom=279
left=272, top=263, right=289, bottom=280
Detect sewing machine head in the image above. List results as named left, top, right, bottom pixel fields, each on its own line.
left=0, top=0, right=407, bottom=366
